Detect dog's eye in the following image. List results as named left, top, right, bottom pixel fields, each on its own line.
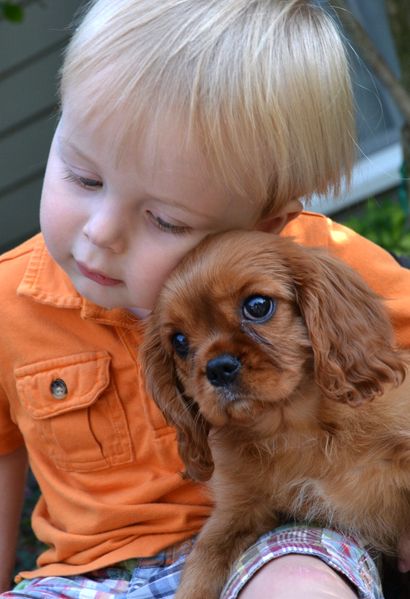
left=242, top=295, right=276, bottom=322
left=171, top=332, right=190, bottom=358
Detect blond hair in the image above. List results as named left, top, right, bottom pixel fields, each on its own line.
left=60, top=0, right=355, bottom=215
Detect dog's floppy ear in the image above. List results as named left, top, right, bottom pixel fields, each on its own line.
left=286, top=244, right=407, bottom=405
left=140, top=316, right=214, bottom=482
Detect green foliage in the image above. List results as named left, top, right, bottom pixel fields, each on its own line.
left=0, top=1, right=24, bottom=21
left=342, top=198, right=410, bottom=255
left=0, top=1, right=46, bottom=23
left=14, top=472, right=44, bottom=578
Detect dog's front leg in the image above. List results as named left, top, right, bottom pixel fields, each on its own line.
left=175, top=507, right=276, bottom=599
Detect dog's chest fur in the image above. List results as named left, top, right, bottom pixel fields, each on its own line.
left=209, top=384, right=410, bottom=551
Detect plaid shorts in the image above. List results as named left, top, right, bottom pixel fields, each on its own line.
left=3, top=539, right=195, bottom=599
left=222, top=525, right=384, bottom=599
left=4, top=525, right=383, bottom=598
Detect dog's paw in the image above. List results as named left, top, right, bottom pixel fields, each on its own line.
left=175, top=567, right=224, bottom=599
left=175, top=583, right=220, bottom=599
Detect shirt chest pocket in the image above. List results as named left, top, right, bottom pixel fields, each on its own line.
left=15, top=351, right=133, bottom=472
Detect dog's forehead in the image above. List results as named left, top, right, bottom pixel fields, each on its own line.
left=161, top=232, right=294, bottom=313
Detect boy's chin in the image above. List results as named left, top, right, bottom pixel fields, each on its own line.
left=78, top=288, right=152, bottom=317
left=71, top=275, right=152, bottom=315
left=74, top=282, right=124, bottom=311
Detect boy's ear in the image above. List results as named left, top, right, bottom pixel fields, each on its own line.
left=255, top=199, right=302, bottom=233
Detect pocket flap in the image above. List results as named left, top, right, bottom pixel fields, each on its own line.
left=15, top=351, right=111, bottom=419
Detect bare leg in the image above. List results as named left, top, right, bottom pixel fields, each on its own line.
left=175, top=508, right=275, bottom=599
left=238, top=555, right=358, bottom=598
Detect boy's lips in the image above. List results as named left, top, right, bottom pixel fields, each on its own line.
left=76, top=261, right=123, bottom=287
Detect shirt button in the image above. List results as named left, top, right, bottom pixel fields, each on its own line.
left=50, top=378, right=68, bottom=399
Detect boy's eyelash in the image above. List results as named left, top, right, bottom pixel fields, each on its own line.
left=147, top=211, right=191, bottom=235
left=62, top=173, right=190, bottom=235
left=63, top=169, right=102, bottom=189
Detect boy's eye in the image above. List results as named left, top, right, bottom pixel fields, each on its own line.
left=147, top=210, right=191, bottom=235
left=63, top=169, right=102, bottom=190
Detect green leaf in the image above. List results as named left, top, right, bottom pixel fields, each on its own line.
left=399, top=236, right=410, bottom=253
left=1, top=2, right=24, bottom=22
left=342, top=197, right=410, bottom=255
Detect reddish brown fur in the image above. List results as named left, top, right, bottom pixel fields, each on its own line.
left=140, top=230, right=410, bottom=599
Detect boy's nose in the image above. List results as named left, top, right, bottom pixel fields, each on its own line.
left=83, top=211, right=126, bottom=253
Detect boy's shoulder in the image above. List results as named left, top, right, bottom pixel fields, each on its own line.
left=283, top=209, right=401, bottom=273
left=0, top=233, right=41, bottom=267
left=0, top=234, right=81, bottom=310
left=0, top=233, right=42, bottom=288
left=284, top=210, right=410, bottom=347
left=283, top=210, right=393, bottom=262
left=0, top=233, right=45, bottom=301
left=282, top=210, right=330, bottom=246
left=0, top=236, right=47, bottom=329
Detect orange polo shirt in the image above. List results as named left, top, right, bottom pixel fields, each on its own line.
left=0, top=211, right=409, bottom=581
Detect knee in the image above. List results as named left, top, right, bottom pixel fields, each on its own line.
left=237, top=554, right=358, bottom=599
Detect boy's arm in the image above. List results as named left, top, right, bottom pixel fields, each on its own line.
left=0, top=446, right=28, bottom=592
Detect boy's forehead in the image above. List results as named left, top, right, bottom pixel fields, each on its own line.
left=61, top=98, right=204, bottom=172
left=58, top=101, right=262, bottom=226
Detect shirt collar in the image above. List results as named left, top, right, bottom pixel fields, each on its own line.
left=17, top=234, right=140, bottom=329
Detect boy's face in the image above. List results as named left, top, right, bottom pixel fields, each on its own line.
left=40, top=104, right=265, bottom=313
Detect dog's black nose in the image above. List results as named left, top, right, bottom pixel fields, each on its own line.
left=206, top=354, right=241, bottom=387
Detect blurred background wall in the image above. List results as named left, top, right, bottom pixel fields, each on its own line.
left=0, top=0, right=83, bottom=252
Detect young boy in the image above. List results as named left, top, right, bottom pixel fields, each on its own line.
left=0, top=1, right=409, bottom=597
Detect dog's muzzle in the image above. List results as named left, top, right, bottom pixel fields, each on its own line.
left=206, top=354, right=241, bottom=387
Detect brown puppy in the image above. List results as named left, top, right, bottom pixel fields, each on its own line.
left=141, top=230, right=410, bottom=599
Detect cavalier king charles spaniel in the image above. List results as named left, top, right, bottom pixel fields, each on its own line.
left=141, top=230, right=410, bottom=599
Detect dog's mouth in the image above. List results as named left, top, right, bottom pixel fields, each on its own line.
left=204, top=352, right=268, bottom=405
left=215, top=386, right=241, bottom=405
left=176, top=350, right=298, bottom=426
left=205, top=352, right=252, bottom=416
left=176, top=369, right=250, bottom=426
